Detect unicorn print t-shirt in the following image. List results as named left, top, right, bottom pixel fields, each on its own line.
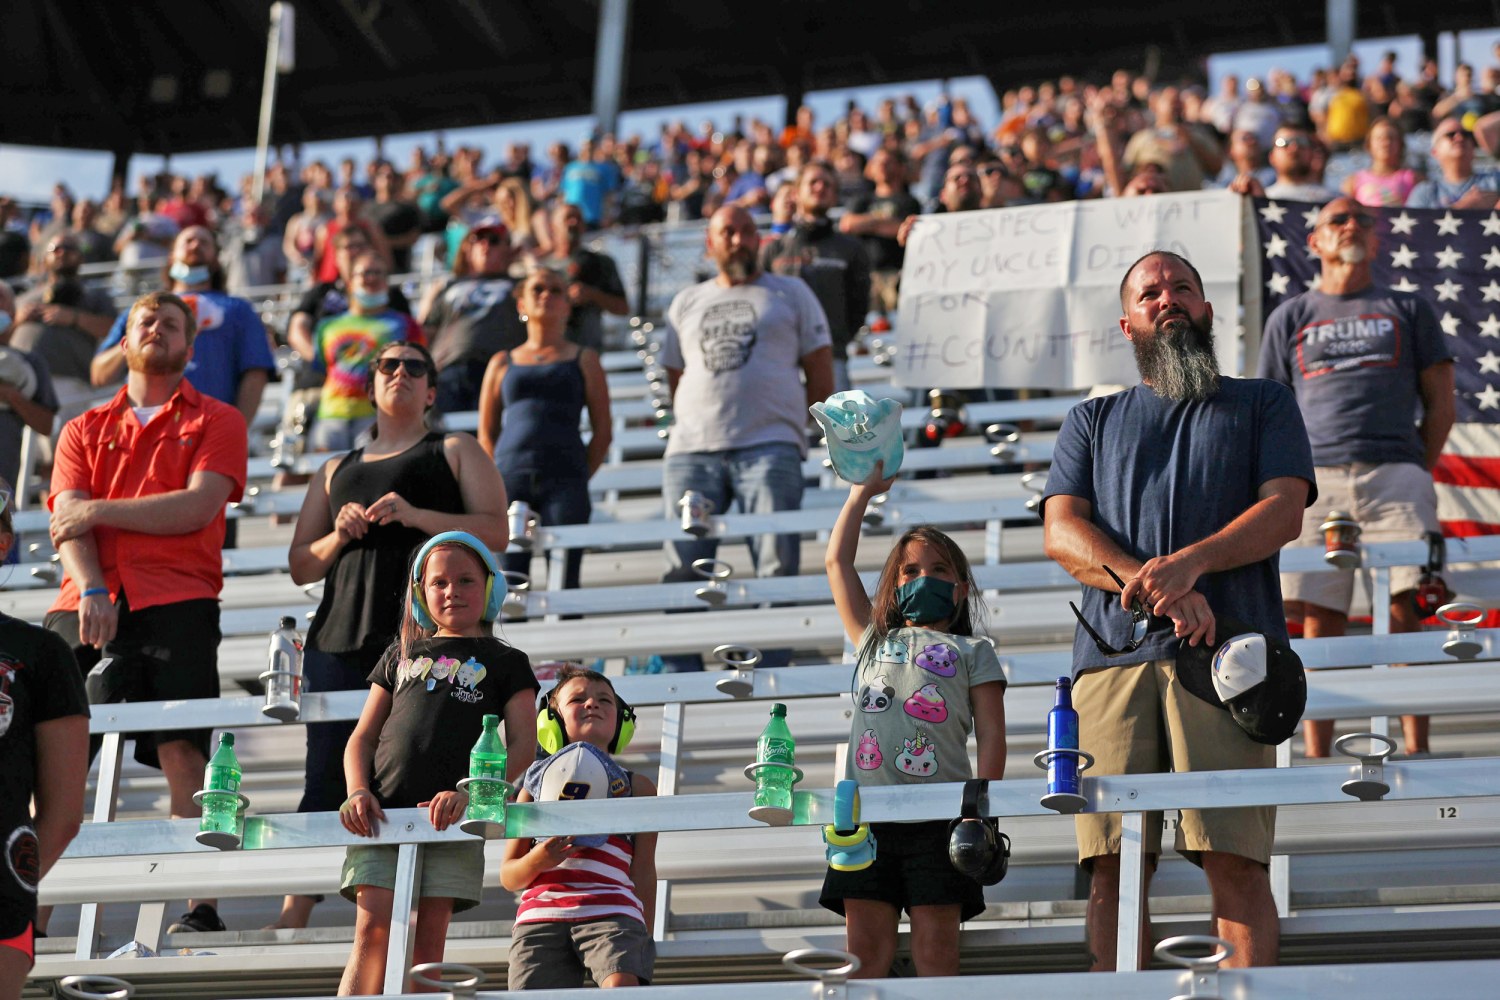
left=366, top=635, right=538, bottom=809
left=845, top=625, right=1005, bottom=788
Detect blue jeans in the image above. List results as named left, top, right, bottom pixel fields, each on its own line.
left=658, top=441, right=804, bottom=672
left=298, top=647, right=379, bottom=814
left=500, top=467, right=593, bottom=591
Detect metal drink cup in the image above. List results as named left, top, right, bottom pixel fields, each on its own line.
left=508, top=501, right=538, bottom=551
left=1320, top=510, right=1361, bottom=569
left=679, top=490, right=714, bottom=537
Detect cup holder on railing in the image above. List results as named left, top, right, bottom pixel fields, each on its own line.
left=781, top=946, right=860, bottom=986
left=1334, top=732, right=1397, bottom=801
left=713, top=642, right=761, bottom=698
left=1154, top=934, right=1234, bottom=1000
left=409, top=962, right=485, bottom=998
left=57, top=975, right=135, bottom=999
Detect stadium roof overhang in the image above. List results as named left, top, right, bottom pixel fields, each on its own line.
left=5, top=0, right=1496, bottom=158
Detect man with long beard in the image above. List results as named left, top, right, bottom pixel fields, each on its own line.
left=1258, top=198, right=1454, bottom=758
left=43, top=291, right=247, bottom=935
left=1042, top=251, right=1316, bottom=971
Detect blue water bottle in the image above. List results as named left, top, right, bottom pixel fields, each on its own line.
left=1038, top=676, right=1088, bottom=813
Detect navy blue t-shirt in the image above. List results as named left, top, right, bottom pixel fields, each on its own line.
left=1257, top=288, right=1451, bottom=468
left=1043, top=379, right=1316, bottom=674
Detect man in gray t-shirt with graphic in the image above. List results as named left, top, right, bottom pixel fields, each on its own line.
left=656, top=206, right=833, bottom=667
left=1258, top=196, right=1456, bottom=758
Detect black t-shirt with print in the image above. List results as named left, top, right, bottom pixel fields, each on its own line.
left=0, top=613, right=87, bottom=935
left=367, top=635, right=538, bottom=810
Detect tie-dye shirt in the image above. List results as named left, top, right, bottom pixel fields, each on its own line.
left=312, top=309, right=426, bottom=420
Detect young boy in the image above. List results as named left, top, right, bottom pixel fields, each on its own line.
left=500, top=665, right=657, bottom=989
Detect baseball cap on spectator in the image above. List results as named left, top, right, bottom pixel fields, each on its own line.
left=468, top=217, right=511, bottom=242
left=1175, top=614, right=1307, bottom=746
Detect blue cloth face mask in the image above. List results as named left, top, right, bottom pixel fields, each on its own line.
left=354, top=289, right=390, bottom=310
left=168, top=262, right=211, bottom=285
left=809, top=389, right=905, bottom=485
left=0, top=314, right=10, bottom=336
left=896, top=576, right=957, bottom=625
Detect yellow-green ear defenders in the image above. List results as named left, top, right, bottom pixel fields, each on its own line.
left=536, top=683, right=636, bottom=755
left=410, top=530, right=502, bottom=629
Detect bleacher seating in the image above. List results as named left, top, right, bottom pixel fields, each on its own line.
left=8, top=276, right=1497, bottom=999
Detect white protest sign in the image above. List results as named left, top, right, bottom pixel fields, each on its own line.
left=894, top=189, right=1243, bottom=388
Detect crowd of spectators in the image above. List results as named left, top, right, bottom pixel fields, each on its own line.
left=4, top=47, right=1499, bottom=292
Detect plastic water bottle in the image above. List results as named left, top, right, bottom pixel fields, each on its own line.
left=261, top=616, right=303, bottom=721
left=751, top=703, right=796, bottom=822
left=1047, top=677, right=1080, bottom=799
left=467, top=714, right=508, bottom=824
left=199, top=733, right=242, bottom=840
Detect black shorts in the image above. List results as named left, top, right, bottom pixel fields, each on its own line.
left=45, top=596, right=221, bottom=769
left=820, top=819, right=985, bottom=922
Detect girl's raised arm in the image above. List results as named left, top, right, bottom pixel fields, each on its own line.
left=824, top=464, right=897, bottom=646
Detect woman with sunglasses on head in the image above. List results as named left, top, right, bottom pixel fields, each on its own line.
left=271, top=340, right=509, bottom=931
left=477, top=266, right=612, bottom=593
left=417, top=223, right=527, bottom=414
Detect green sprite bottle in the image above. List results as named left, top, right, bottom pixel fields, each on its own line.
left=198, top=732, right=242, bottom=847
left=466, top=714, right=508, bottom=824
left=751, top=703, right=796, bottom=823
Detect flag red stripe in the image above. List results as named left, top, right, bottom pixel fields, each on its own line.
left=1438, top=518, right=1500, bottom=536
left=1434, top=454, right=1500, bottom=490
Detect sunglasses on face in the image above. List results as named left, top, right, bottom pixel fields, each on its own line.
left=374, top=357, right=431, bottom=378
left=472, top=232, right=506, bottom=246
left=1322, top=211, right=1375, bottom=229
left=1068, top=564, right=1151, bottom=656
left=1273, top=136, right=1311, bottom=149
left=1436, top=129, right=1474, bottom=144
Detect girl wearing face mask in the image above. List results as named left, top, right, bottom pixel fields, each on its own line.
left=821, top=461, right=1008, bottom=979
left=308, top=252, right=426, bottom=452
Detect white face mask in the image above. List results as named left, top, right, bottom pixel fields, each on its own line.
left=169, top=261, right=211, bottom=285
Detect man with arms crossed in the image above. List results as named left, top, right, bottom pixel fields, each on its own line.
left=45, top=291, right=247, bottom=935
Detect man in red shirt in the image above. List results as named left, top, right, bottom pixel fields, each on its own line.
left=43, top=290, right=247, bottom=934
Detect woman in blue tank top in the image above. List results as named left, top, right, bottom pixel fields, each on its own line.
left=478, top=267, right=613, bottom=590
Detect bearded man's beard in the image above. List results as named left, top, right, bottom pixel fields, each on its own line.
left=1132, top=311, right=1220, bottom=401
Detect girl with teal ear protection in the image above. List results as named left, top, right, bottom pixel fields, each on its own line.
left=409, top=530, right=503, bottom=631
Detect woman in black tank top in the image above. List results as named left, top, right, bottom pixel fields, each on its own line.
left=271, top=341, right=510, bottom=929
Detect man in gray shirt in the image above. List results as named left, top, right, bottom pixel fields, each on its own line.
left=656, top=206, right=833, bottom=667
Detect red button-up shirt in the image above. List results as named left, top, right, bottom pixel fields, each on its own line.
left=47, top=380, right=247, bottom=613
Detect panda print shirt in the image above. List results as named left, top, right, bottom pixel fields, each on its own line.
left=845, top=625, right=1006, bottom=788
left=366, top=636, right=539, bottom=810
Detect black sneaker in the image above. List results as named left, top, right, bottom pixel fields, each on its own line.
left=167, top=903, right=226, bottom=934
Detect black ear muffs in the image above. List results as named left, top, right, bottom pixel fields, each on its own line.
left=536, top=684, right=636, bottom=755
left=948, top=779, right=1010, bottom=886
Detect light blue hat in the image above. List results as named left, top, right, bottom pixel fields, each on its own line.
left=810, top=390, right=905, bottom=485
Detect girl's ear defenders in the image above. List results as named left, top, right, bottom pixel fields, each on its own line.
left=536, top=685, right=637, bottom=755
left=410, top=530, right=502, bottom=629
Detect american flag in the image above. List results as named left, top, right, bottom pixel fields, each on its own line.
left=1254, top=197, right=1500, bottom=536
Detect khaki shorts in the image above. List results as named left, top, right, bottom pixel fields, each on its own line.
left=1282, top=463, right=1440, bottom=611
left=1073, top=658, right=1276, bottom=867
left=340, top=840, right=485, bottom=912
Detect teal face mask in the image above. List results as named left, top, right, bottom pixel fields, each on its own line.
left=896, top=576, right=957, bottom=625
left=354, top=289, right=390, bottom=310
left=168, top=262, right=211, bottom=285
